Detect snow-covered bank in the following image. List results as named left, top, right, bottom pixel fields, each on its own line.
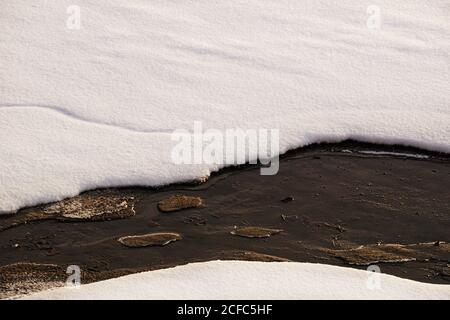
left=1, top=1, right=450, bottom=213
left=21, top=261, right=450, bottom=300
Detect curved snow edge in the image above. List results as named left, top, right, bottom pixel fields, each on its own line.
left=20, top=260, right=450, bottom=300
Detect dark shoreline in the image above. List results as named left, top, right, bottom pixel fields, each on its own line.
left=1, top=140, right=449, bottom=298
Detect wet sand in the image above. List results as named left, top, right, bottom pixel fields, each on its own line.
left=1, top=141, right=449, bottom=298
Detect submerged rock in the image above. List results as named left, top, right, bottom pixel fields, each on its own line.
left=327, top=242, right=450, bottom=266
left=43, top=194, right=136, bottom=221
left=0, top=263, right=65, bottom=299
left=118, top=232, right=182, bottom=247
left=281, top=196, right=295, bottom=203
left=330, top=245, right=415, bottom=265
left=222, top=250, right=290, bottom=262
left=0, top=193, right=136, bottom=231
left=183, top=214, right=207, bottom=225
left=231, top=226, right=283, bottom=238
left=157, top=195, right=203, bottom=212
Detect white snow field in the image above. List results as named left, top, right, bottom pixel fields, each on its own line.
left=2, top=1, right=450, bottom=301
left=21, top=261, right=450, bottom=300
left=1, top=1, right=450, bottom=213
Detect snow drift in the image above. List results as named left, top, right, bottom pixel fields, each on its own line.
left=21, top=261, right=450, bottom=300
left=1, top=0, right=450, bottom=212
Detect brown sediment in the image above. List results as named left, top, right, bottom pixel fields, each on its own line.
left=48, top=193, right=136, bottom=221
left=231, top=226, right=283, bottom=238
left=0, top=262, right=145, bottom=299
left=0, top=263, right=65, bottom=299
left=118, top=232, right=182, bottom=248
left=0, top=141, right=449, bottom=298
left=321, top=242, right=450, bottom=266
left=0, top=193, right=135, bottom=232
left=157, top=195, right=203, bottom=212
left=219, top=250, right=291, bottom=262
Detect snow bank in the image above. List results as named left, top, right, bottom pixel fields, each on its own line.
left=1, top=1, right=450, bottom=212
left=21, top=261, right=450, bottom=300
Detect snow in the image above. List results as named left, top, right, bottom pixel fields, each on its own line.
left=1, top=0, right=450, bottom=212
left=21, top=260, right=450, bottom=300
